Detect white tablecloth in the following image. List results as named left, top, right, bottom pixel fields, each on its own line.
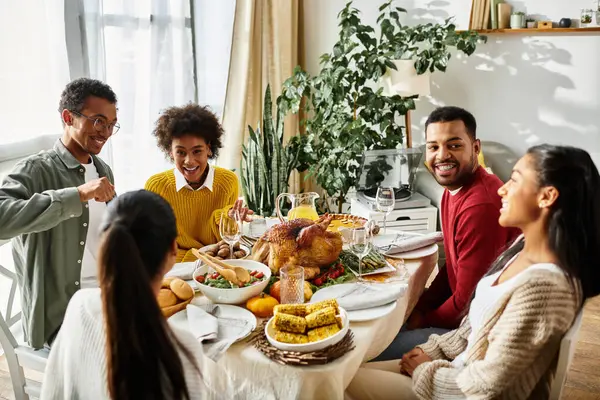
left=188, top=250, right=438, bottom=400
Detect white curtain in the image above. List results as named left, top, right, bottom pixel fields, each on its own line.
left=0, top=0, right=70, bottom=145
left=80, top=0, right=235, bottom=192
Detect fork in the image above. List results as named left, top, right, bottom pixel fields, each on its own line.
left=376, top=233, right=407, bottom=253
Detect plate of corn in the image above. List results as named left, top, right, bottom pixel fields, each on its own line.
left=265, top=299, right=349, bottom=353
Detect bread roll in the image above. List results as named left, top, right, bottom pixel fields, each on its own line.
left=157, top=288, right=178, bottom=307
left=169, top=278, right=194, bottom=301
left=161, top=277, right=176, bottom=289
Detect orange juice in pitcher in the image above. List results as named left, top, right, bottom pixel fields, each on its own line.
left=276, top=192, right=320, bottom=221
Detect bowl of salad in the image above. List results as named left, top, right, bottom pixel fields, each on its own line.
left=192, top=259, right=271, bottom=305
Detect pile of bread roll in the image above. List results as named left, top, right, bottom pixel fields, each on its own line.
left=158, top=277, right=194, bottom=318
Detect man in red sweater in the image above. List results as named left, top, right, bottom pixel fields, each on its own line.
left=375, top=106, right=520, bottom=361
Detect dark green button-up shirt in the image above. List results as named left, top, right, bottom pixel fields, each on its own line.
left=0, top=140, right=114, bottom=348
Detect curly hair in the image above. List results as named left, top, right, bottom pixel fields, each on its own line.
left=58, top=78, right=117, bottom=114
left=153, top=104, right=224, bottom=160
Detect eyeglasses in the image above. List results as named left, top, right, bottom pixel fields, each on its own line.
left=71, top=111, right=120, bottom=135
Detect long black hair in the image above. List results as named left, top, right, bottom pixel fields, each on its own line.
left=486, top=144, right=600, bottom=302
left=98, top=190, right=194, bottom=399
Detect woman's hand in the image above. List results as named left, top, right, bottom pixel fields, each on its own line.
left=399, top=348, right=432, bottom=377
left=228, top=198, right=254, bottom=222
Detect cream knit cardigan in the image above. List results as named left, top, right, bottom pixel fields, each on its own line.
left=412, top=268, right=580, bottom=400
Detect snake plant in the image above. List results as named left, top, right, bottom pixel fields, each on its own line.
left=240, top=85, right=307, bottom=217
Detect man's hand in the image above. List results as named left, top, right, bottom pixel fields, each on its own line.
left=77, top=177, right=115, bottom=203
left=228, top=198, right=254, bottom=222
left=399, top=348, right=432, bottom=376
left=406, top=310, right=425, bottom=330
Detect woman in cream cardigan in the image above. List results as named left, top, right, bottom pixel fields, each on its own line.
left=348, top=144, right=600, bottom=400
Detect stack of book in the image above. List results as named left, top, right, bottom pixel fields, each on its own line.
left=469, top=0, right=511, bottom=30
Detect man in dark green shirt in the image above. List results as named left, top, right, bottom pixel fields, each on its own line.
left=0, top=78, right=118, bottom=348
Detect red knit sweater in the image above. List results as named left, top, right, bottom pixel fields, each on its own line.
left=416, top=167, right=520, bottom=329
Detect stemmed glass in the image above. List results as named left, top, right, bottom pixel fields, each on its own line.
left=220, top=210, right=242, bottom=259
left=376, top=187, right=395, bottom=235
left=349, top=226, right=372, bottom=284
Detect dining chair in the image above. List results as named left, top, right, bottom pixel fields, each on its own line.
left=548, top=308, right=584, bottom=400
left=0, top=239, right=48, bottom=400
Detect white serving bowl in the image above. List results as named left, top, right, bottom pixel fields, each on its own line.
left=192, top=259, right=271, bottom=305
left=265, top=307, right=349, bottom=353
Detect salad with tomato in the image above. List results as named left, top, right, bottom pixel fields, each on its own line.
left=196, top=269, right=265, bottom=289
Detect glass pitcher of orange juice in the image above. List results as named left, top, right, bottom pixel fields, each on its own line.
left=276, top=192, right=320, bottom=222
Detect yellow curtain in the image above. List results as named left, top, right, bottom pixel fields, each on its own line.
left=220, top=0, right=304, bottom=193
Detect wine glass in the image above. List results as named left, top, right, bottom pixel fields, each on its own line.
left=349, top=226, right=372, bottom=283
left=376, top=187, right=395, bottom=235
left=220, top=210, right=242, bottom=259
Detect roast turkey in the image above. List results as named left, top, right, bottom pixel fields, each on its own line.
left=250, top=215, right=343, bottom=279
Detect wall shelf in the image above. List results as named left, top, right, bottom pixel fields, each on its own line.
left=459, top=27, right=600, bottom=34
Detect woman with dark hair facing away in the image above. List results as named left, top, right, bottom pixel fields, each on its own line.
left=145, top=104, right=253, bottom=263
left=41, top=190, right=241, bottom=399
left=347, top=145, right=600, bottom=399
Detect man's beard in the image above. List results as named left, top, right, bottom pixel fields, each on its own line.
left=433, top=154, right=478, bottom=188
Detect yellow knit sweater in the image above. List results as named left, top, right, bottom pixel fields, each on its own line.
left=145, top=167, right=239, bottom=262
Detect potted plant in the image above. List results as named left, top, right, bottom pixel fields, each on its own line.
left=278, top=0, right=484, bottom=213
left=526, top=18, right=536, bottom=28
left=511, top=12, right=526, bottom=29
left=240, top=85, right=310, bottom=217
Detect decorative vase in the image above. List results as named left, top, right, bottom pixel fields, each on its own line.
left=510, top=14, right=525, bottom=29
left=526, top=21, right=536, bottom=28
left=559, top=18, right=572, bottom=28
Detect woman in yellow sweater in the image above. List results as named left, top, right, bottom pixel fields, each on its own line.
left=145, top=104, right=252, bottom=262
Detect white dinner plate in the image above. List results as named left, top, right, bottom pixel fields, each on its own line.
left=385, top=243, right=438, bottom=259
left=311, top=284, right=398, bottom=322
left=168, top=304, right=257, bottom=342
left=372, top=232, right=438, bottom=259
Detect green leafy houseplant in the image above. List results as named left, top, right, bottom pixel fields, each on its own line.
left=240, top=85, right=308, bottom=217
left=278, top=0, right=484, bottom=213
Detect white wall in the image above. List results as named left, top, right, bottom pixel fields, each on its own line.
left=303, top=0, right=600, bottom=167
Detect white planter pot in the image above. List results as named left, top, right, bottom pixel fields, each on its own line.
left=510, top=15, right=525, bottom=29
left=526, top=21, right=536, bottom=28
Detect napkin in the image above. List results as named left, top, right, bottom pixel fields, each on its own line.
left=189, top=304, right=253, bottom=362
left=336, top=284, right=407, bottom=311
left=186, top=304, right=218, bottom=341
left=384, top=232, right=443, bottom=255
left=165, top=262, right=197, bottom=280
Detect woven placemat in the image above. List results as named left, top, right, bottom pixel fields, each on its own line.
left=250, top=321, right=355, bottom=366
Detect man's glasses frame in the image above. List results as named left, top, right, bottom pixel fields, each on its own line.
left=71, top=110, right=120, bottom=135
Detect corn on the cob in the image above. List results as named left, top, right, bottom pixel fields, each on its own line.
left=273, top=304, right=307, bottom=317
left=273, top=329, right=309, bottom=344
left=306, top=299, right=339, bottom=315
left=307, top=323, right=340, bottom=342
left=305, top=306, right=337, bottom=329
left=274, top=312, right=307, bottom=333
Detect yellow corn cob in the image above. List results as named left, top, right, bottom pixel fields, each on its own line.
left=273, top=312, right=307, bottom=333
left=273, top=304, right=307, bottom=317
left=305, top=306, right=337, bottom=329
left=307, top=323, right=341, bottom=342
left=273, top=329, right=309, bottom=344
left=306, top=299, right=339, bottom=315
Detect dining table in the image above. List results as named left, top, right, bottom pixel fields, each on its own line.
left=184, top=246, right=439, bottom=400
